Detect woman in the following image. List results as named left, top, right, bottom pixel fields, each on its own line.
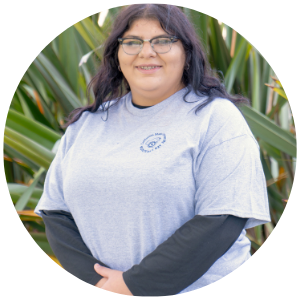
left=34, top=4, right=270, bottom=296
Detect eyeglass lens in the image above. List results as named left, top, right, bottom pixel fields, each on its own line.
left=122, top=38, right=173, bottom=54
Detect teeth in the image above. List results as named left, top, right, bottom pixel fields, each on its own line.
left=140, top=66, right=159, bottom=70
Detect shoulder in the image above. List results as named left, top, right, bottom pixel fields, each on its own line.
left=205, top=98, right=247, bottom=128
left=58, top=111, right=90, bottom=155
left=184, top=94, right=257, bottom=150
left=62, top=97, right=125, bottom=149
left=209, top=99, right=258, bottom=149
left=64, top=110, right=91, bottom=140
left=182, top=89, right=245, bottom=123
left=183, top=90, right=247, bottom=127
left=209, top=98, right=255, bottom=140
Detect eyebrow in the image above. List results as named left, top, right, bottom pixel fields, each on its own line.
left=122, top=34, right=171, bottom=39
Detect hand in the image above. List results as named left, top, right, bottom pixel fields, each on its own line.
left=94, top=264, right=133, bottom=296
left=95, top=277, right=108, bottom=288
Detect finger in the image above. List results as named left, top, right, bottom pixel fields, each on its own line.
left=94, top=264, right=111, bottom=277
left=94, top=264, right=103, bottom=272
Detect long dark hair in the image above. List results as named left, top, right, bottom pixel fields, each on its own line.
left=65, top=4, right=249, bottom=127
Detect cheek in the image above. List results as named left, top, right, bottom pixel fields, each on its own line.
left=178, top=51, right=186, bottom=69
left=166, top=47, right=185, bottom=69
left=118, top=47, right=136, bottom=68
left=168, top=54, right=185, bottom=73
left=175, top=45, right=186, bottom=69
left=117, top=47, right=122, bottom=64
left=118, top=49, right=128, bottom=67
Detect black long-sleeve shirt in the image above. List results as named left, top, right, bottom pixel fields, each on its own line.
left=41, top=210, right=247, bottom=295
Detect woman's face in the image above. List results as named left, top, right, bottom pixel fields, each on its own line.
left=118, top=18, right=186, bottom=104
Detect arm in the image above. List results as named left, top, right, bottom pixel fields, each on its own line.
left=122, top=214, right=247, bottom=296
left=41, top=210, right=109, bottom=286
left=42, top=209, right=246, bottom=295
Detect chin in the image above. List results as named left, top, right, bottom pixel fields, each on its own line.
left=134, top=84, right=162, bottom=93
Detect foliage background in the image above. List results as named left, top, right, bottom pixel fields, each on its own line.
left=3, top=5, right=296, bottom=265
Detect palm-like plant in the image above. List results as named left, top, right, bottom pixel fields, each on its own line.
left=4, top=6, right=295, bottom=262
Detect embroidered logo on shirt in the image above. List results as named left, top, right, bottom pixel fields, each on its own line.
left=140, top=133, right=166, bottom=153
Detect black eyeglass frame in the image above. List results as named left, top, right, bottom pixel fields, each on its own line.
left=118, top=36, right=180, bottom=55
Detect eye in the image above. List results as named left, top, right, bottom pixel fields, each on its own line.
left=123, top=39, right=142, bottom=46
left=152, top=38, right=171, bottom=45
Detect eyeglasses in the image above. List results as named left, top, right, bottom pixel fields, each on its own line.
left=118, top=36, right=179, bottom=55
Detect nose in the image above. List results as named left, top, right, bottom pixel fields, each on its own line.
left=138, top=41, right=156, bottom=58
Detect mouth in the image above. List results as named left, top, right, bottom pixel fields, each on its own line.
left=137, top=65, right=161, bottom=70
left=136, top=64, right=162, bottom=73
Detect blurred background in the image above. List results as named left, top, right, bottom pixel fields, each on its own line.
left=3, top=6, right=296, bottom=266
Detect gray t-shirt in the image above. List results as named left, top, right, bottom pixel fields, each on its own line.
left=35, top=87, right=270, bottom=293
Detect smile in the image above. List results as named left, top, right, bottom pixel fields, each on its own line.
left=136, top=65, right=162, bottom=74
left=138, top=66, right=161, bottom=70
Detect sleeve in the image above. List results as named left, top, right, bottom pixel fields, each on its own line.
left=41, top=209, right=246, bottom=293
left=34, top=133, right=69, bottom=215
left=194, top=134, right=271, bottom=229
left=41, top=210, right=109, bottom=285
left=123, top=214, right=247, bottom=296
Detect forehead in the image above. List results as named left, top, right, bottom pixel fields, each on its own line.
left=123, top=18, right=167, bottom=38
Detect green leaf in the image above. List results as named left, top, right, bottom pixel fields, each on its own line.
left=261, top=60, right=271, bottom=113
left=264, top=222, right=274, bottom=237
left=74, top=22, right=96, bottom=50
left=24, top=221, right=45, bottom=232
left=267, top=95, right=288, bottom=119
left=4, top=127, right=55, bottom=162
left=34, top=53, right=82, bottom=115
left=15, top=89, right=34, bottom=119
left=58, top=26, right=80, bottom=94
left=30, top=233, right=54, bottom=256
left=273, top=87, right=287, bottom=100
left=22, top=87, right=59, bottom=132
left=6, top=119, right=53, bottom=151
left=249, top=49, right=261, bottom=111
left=208, top=18, right=230, bottom=75
left=241, top=105, right=296, bottom=157
left=224, top=38, right=248, bottom=92
left=81, top=17, right=106, bottom=41
left=271, top=76, right=283, bottom=88
left=14, top=167, right=45, bottom=211
left=4, top=144, right=40, bottom=171
left=8, top=183, right=43, bottom=199
left=259, top=140, right=282, bottom=164
left=4, top=160, right=14, bottom=183
left=37, top=53, right=82, bottom=107
left=184, top=8, right=209, bottom=52
left=3, top=134, right=51, bottom=169
left=246, top=234, right=261, bottom=252
left=10, top=193, right=39, bottom=209
left=6, top=109, right=61, bottom=148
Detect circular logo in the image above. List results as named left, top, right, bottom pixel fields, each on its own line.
left=140, top=133, right=166, bottom=153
